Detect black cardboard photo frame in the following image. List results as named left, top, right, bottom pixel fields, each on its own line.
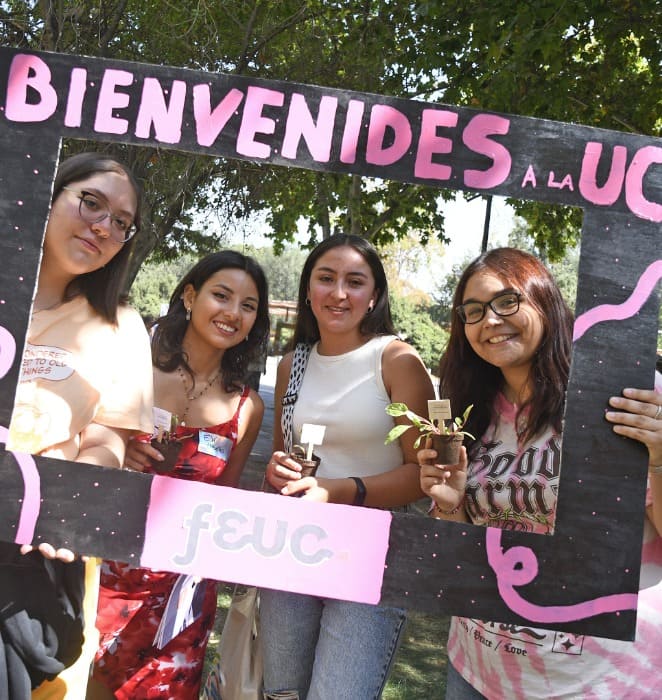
left=0, top=47, right=660, bottom=641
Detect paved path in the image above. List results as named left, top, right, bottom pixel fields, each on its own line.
left=239, top=355, right=279, bottom=491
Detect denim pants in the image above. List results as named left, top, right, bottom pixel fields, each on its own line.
left=445, top=662, right=487, bottom=700
left=259, top=588, right=407, bottom=700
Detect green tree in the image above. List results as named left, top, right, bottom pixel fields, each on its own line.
left=128, top=254, right=197, bottom=320
left=1, top=1, right=657, bottom=273
left=239, top=245, right=307, bottom=301
left=399, top=0, right=660, bottom=261
left=390, top=294, right=449, bottom=372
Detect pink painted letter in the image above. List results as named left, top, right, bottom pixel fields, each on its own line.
left=282, top=93, right=338, bottom=162
left=236, top=86, right=285, bottom=159
left=193, top=85, right=244, bottom=147
left=414, top=109, right=458, bottom=181
left=5, top=54, right=57, bottom=123
left=578, top=142, right=627, bottom=207
left=94, top=69, right=133, bottom=135
left=463, top=114, right=512, bottom=188
left=366, top=105, right=412, bottom=166
left=135, top=78, right=187, bottom=144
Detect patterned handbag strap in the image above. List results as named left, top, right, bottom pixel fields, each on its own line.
left=281, top=343, right=311, bottom=452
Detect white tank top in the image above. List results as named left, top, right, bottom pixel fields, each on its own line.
left=292, top=335, right=403, bottom=479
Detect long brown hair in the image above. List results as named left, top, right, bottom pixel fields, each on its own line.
left=440, top=248, right=573, bottom=450
left=52, top=152, right=142, bottom=324
left=290, top=234, right=395, bottom=348
left=152, top=251, right=270, bottom=392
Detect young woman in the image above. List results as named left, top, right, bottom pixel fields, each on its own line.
left=1, top=152, right=154, bottom=699
left=260, top=234, right=435, bottom=699
left=90, top=251, right=269, bottom=700
left=419, top=247, right=662, bottom=699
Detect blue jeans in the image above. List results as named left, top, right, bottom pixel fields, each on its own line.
left=445, top=662, right=487, bottom=700
left=259, top=588, right=406, bottom=700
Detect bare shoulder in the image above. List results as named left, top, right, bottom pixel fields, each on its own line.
left=245, top=387, right=265, bottom=414
left=382, top=337, right=426, bottom=369
left=382, top=337, right=434, bottom=399
left=277, top=351, right=295, bottom=380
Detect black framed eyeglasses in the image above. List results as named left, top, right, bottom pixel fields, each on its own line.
left=63, top=187, right=137, bottom=243
left=456, top=291, right=522, bottom=325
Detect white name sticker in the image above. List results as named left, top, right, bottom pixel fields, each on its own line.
left=198, top=431, right=232, bottom=461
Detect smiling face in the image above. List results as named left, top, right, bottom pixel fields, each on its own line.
left=43, top=170, right=137, bottom=283
left=183, top=267, right=259, bottom=352
left=462, top=270, right=545, bottom=390
left=307, top=245, right=378, bottom=342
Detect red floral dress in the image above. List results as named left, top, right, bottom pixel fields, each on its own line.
left=93, top=387, right=249, bottom=700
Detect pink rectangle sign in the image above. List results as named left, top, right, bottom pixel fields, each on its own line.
left=141, top=476, right=392, bottom=604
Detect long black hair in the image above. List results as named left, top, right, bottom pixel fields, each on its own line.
left=152, top=251, right=270, bottom=392
left=52, top=152, right=142, bottom=324
left=290, top=234, right=395, bottom=347
left=440, top=247, right=573, bottom=451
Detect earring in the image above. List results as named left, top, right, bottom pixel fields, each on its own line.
left=305, top=298, right=311, bottom=307
left=185, top=307, right=191, bottom=321
left=367, top=301, right=374, bottom=313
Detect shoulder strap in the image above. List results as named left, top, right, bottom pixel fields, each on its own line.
left=281, top=343, right=311, bottom=452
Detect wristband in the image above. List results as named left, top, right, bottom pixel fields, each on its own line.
left=349, top=476, right=367, bottom=506
left=649, top=464, right=662, bottom=475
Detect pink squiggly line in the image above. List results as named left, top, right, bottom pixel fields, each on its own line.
left=0, top=426, right=41, bottom=544
left=573, top=260, right=662, bottom=342
left=486, top=528, right=638, bottom=623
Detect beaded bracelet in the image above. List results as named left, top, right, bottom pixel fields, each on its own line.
left=428, top=497, right=465, bottom=517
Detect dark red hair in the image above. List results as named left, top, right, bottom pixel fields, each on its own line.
left=439, top=247, right=573, bottom=449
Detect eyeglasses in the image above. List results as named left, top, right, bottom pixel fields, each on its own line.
left=63, top=187, right=137, bottom=243
left=456, top=291, right=522, bottom=325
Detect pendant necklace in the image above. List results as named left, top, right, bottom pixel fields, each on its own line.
left=177, top=365, right=221, bottom=426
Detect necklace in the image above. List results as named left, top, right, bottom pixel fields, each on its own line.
left=177, top=365, right=221, bottom=426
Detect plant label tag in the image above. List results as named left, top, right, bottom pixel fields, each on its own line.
left=428, top=399, right=451, bottom=424
left=301, top=423, right=326, bottom=460
left=153, top=406, right=173, bottom=440
left=301, top=423, right=326, bottom=446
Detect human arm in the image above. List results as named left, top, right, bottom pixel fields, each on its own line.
left=20, top=422, right=133, bottom=561
left=76, top=421, right=132, bottom=469
left=606, top=381, right=662, bottom=536
left=217, top=389, right=265, bottom=488
left=418, top=444, right=470, bottom=522
left=264, top=352, right=307, bottom=490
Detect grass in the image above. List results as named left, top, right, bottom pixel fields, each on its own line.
left=203, top=584, right=449, bottom=699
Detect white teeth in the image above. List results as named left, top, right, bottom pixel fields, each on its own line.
left=488, top=335, right=511, bottom=344
left=215, top=322, right=235, bottom=333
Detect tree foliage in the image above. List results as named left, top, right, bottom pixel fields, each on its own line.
left=239, top=244, right=308, bottom=301
left=390, top=295, right=449, bottom=372
left=1, top=1, right=658, bottom=276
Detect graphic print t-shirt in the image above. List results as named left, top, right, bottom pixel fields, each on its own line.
left=447, top=389, right=662, bottom=700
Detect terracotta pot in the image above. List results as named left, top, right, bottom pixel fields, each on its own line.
left=150, top=439, right=182, bottom=474
left=429, top=433, right=464, bottom=465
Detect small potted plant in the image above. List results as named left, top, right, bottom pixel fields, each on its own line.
left=384, top=402, right=475, bottom=464
left=150, top=414, right=192, bottom=474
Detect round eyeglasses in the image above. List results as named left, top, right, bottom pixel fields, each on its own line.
left=456, top=291, right=522, bottom=325
left=63, top=187, right=137, bottom=243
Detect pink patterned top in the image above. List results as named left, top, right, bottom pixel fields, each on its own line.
left=447, top=377, right=662, bottom=699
